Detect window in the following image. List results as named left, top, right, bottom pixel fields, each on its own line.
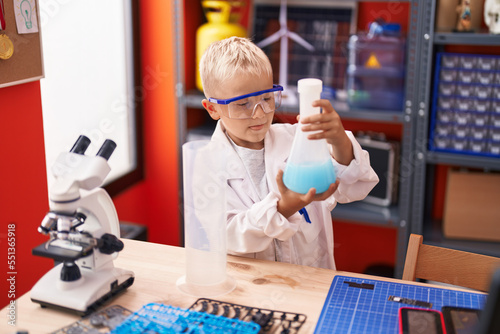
left=39, top=0, right=142, bottom=196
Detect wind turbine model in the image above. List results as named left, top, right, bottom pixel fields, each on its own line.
left=256, top=0, right=315, bottom=104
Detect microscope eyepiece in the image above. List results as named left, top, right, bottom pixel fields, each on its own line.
left=70, top=135, right=91, bottom=155
left=97, top=139, right=117, bottom=161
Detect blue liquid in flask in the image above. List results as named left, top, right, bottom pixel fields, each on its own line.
left=283, top=160, right=336, bottom=194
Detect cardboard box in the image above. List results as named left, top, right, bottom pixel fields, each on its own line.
left=443, top=170, right=500, bottom=242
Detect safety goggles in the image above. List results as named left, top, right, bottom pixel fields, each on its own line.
left=208, top=85, right=283, bottom=119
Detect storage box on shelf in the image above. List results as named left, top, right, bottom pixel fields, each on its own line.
left=429, top=52, right=500, bottom=158
left=347, top=22, right=406, bottom=111
left=252, top=0, right=356, bottom=95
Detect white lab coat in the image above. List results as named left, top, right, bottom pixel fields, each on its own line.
left=204, top=120, right=378, bottom=270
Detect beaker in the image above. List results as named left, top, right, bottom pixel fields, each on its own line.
left=283, top=78, right=336, bottom=194
left=176, top=140, right=236, bottom=297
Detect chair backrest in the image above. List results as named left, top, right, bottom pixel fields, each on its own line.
left=478, top=267, right=500, bottom=334
left=402, top=234, right=500, bottom=292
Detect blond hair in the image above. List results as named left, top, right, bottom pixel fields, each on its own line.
left=199, top=37, right=273, bottom=98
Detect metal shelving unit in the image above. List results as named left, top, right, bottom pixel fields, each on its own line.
left=412, top=0, right=500, bottom=258
left=426, top=152, right=500, bottom=170
left=335, top=202, right=400, bottom=227
left=434, top=32, right=500, bottom=46
left=174, top=0, right=426, bottom=278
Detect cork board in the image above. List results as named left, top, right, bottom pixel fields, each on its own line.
left=0, top=0, right=44, bottom=88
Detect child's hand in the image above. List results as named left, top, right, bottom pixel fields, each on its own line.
left=299, top=99, right=354, bottom=165
left=275, top=169, right=338, bottom=219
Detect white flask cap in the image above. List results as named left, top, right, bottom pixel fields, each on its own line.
left=298, top=78, right=322, bottom=94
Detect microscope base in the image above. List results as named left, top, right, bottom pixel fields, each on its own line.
left=30, top=263, right=134, bottom=316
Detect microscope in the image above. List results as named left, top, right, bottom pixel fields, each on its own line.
left=30, top=135, right=134, bottom=316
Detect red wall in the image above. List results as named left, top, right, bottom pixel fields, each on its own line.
left=0, top=82, right=53, bottom=309
left=334, top=221, right=397, bottom=274
left=357, top=1, right=409, bottom=32
left=0, top=0, right=179, bottom=309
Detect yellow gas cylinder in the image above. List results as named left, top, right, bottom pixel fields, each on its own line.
left=196, top=1, right=247, bottom=92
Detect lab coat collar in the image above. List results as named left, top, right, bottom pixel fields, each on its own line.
left=211, top=121, right=262, bottom=201
left=264, top=123, right=291, bottom=166
left=212, top=120, right=290, bottom=169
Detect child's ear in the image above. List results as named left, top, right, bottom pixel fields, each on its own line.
left=202, top=99, right=221, bottom=120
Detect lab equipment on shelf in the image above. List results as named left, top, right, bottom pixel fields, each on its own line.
left=196, top=0, right=247, bottom=91
left=346, top=20, right=406, bottom=111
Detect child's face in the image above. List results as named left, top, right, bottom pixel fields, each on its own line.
left=205, top=73, right=275, bottom=150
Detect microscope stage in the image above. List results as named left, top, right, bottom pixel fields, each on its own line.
left=32, top=240, right=94, bottom=262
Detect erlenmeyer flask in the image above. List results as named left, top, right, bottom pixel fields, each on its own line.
left=283, top=78, right=336, bottom=194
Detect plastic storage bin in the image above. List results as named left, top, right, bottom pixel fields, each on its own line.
left=346, top=22, right=406, bottom=111
left=429, top=52, right=500, bottom=157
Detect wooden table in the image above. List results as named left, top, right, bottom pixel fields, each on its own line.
left=0, top=239, right=477, bottom=334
